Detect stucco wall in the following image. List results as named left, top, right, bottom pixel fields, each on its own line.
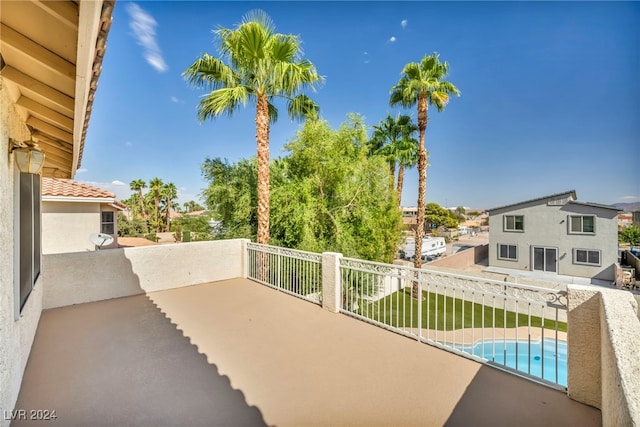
left=42, top=239, right=246, bottom=309
left=42, top=201, right=119, bottom=253
left=489, top=200, right=618, bottom=280
left=0, top=78, right=43, bottom=427
left=430, top=244, right=488, bottom=269
left=567, top=285, right=640, bottom=426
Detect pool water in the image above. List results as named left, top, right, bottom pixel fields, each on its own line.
left=458, top=338, right=567, bottom=386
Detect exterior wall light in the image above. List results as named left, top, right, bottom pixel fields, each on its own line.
left=9, top=139, right=45, bottom=174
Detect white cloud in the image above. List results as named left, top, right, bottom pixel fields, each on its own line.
left=363, top=52, right=370, bottom=64
left=401, top=19, right=408, bottom=28
left=389, top=36, right=396, bottom=43
left=126, top=3, right=168, bottom=73
left=80, top=181, right=131, bottom=201
left=620, top=195, right=639, bottom=201
left=76, top=168, right=88, bottom=173
left=170, top=96, right=179, bottom=103
left=125, top=141, right=133, bottom=147
left=111, top=180, right=126, bottom=186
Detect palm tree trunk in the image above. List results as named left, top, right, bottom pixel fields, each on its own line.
left=413, top=95, right=429, bottom=299
left=256, top=95, right=271, bottom=244
left=138, top=189, right=145, bottom=219
left=389, top=163, right=396, bottom=193
left=166, top=199, right=171, bottom=231
left=397, top=164, right=405, bottom=207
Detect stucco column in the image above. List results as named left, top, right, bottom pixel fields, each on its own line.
left=239, top=239, right=251, bottom=279
left=567, top=284, right=601, bottom=408
left=322, top=252, right=343, bottom=313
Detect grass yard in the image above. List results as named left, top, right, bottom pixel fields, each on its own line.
left=353, top=288, right=567, bottom=332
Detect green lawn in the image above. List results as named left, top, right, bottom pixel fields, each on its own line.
left=353, top=288, right=567, bottom=332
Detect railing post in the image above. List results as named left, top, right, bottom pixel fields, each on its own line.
left=239, top=239, right=250, bottom=279
left=322, top=252, right=342, bottom=313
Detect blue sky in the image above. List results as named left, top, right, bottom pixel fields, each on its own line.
left=80, top=1, right=640, bottom=210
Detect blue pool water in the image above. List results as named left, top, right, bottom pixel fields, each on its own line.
left=458, top=338, right=567, bottom=386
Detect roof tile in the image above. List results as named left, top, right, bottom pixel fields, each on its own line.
left=42, top=178, right=116, bottom=199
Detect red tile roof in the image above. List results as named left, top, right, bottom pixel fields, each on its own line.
left=42, top=178, right=116, bottom=199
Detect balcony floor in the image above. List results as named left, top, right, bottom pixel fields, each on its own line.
left=14, top=278, right=600, bottom=426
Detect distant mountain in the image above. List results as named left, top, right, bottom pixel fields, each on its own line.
left=614, top=202, right=640, bottom=212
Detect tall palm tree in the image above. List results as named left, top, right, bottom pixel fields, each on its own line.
left=184, top=10, right=322, bottom=244
left=129, top=179, right=147, bottom=219
left=148, top=177, right=164, bottom=232
left=162, top=182, right=178, bottom=231
left=369, top=114, right=418, bottom=194
left=390, top=53, right=460, bottom=292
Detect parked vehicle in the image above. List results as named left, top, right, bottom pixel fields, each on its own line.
left=401, top=237, right=447, bottom=261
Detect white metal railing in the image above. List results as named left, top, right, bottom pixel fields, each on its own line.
left=339, top=257, right=568, bottom=389
left=246, top=242, right=323, bottom=305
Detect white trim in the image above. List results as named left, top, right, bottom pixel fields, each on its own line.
left=42, top=196, right=117, bottom=204
left=72, top=1, right=104, bottom=175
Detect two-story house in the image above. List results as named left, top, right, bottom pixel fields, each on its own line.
left=488, top=190, right=620, bottom=281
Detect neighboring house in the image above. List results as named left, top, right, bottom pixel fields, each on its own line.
left=42, top=178, right=125, bottom=253
left=488, top=190, right=620, bottom=281
left=0, top=1, right=114, bottom=422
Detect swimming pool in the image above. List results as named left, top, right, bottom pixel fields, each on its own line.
left=457, top=338, right=567, bottom=386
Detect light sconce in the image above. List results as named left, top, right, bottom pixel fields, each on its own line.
left=9, top=139, right=45, bottom=174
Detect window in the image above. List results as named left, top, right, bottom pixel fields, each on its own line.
left=101, top=211, right=115, bottom=235
left=19, top=173, right=41, bottom=311
left=574, top=249, right=600, bottom=266
left=504, top=215, right=524, bottom=231
left=569, top=215, right=595, bottom=233
left=498, top=244, right=517, bottom=260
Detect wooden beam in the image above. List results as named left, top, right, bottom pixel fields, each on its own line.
left=30, top=0, right=79, bottom=30
left=37, top=141, right=73, bottom=163
left=17, top=96, right=73, bottom=132
left=0, top=23, right=75, bottom=81
left=26, top=117, right=73, bottom=144
left=1, top=66, right=74, bottom=115
left=43, top=155, right=72, bottom=171
left=42, top=166, right=71, bottom=178
left=31, top=131, right=73, bottom=154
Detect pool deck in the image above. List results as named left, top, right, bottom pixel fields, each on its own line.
left=14, top=278, right=601, bottom=426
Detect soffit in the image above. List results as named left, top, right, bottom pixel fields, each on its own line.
left=0, top=0, right=114, bottom=178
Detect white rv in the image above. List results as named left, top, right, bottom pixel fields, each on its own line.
left=401, top=237, right=447, bottom=261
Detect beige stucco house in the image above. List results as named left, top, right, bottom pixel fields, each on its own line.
left=488, top=190, right=621, bottom=281
left=0, top=1, right=114, bottom=423
left=42, top=178, right=124, bottom=253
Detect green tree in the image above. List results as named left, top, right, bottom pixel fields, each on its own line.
left=129, top=179, right=147, bottom=219
left=161, top=182, right=178, bottom=231
left=201, top=115, right=403, bottom=262
left=184, top=10, right=322, bottom=245
left=148, top=177, right=164, bottom=232
left=390, top=53, right=460, bottom=289
left=426, top=202, right=459, bottom=229
left=183, top=200, right=205, bottom=213
left=620, top=225, right=640, bottom=250
left=117, top=212, right=148, bottom=237
left=369, top=114, right=419, bottom=200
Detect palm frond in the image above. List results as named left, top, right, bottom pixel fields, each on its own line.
left=183, top=54, right=237, bottom=89
left=197, top=86, right=250, bottom=122
left=287, top=94, right=319, bottom=121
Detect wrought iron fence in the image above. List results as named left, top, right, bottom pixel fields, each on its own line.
left=246, top=242, right=323, bottom=305
left=339, top=257, right=568, bottom=389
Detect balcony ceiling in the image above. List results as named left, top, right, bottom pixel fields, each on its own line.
left=0, top=0, right=114, bottom=178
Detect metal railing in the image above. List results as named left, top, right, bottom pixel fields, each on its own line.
left=339, top=257, right=568, bottom=389
left=246, top=242, right=323, bottom=305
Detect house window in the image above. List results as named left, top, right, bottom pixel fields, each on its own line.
left=498, top=244, right=517, bottom=261
left=101, top=211, right=115, bottom=235
left=504, top=215, right=524, bottom=232
left=574, top=249, right=601, bottom=266
left=569, top=215, right=595, bottom=233
left=19, top=173, right=41, bottom=311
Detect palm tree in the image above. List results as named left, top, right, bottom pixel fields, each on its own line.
left=129, top=179, right=147, bottom=219
left=390, top=53, right=460, bottom=293
left=148, top=177, right=164, bottom=232
left=394, top=137, right=420, bottom=206
left=184, top=10, right=322, bottom=244
left=370, top=114, right=418, bottom=200
left=162, top=182, right=178, bottom=231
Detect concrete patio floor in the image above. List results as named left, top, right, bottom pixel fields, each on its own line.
left=14, top=278, right=601, bottom=426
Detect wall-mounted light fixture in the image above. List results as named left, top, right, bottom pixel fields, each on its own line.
left=9, top=139, right=45, bottom=174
